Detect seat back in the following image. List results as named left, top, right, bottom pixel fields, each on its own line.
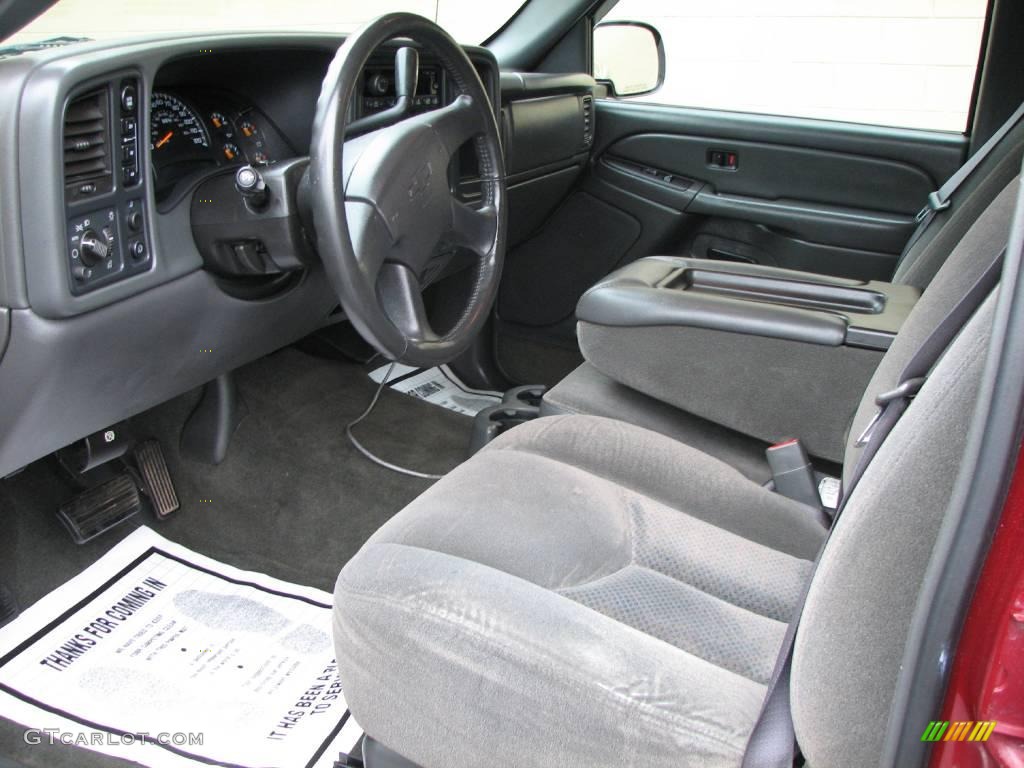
left=790, top=178, right=1017, bottom=768
left=893, top=120, right=1024, bottom=289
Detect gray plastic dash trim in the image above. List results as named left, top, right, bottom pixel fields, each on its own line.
left=0, top=266, right=338, bottom=478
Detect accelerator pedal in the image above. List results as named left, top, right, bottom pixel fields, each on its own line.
left=133, top=440, right=180, bottom=519
left=57, top=473, right=141, bottom=544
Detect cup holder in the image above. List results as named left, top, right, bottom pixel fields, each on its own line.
left=468, top=383, right=549, bottom=456
left=502, top=384, right=547, bottom=409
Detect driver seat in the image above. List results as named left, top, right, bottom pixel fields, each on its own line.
left=332, top=180, right=1013, bottom=767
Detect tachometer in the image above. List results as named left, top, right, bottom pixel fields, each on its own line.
left=150, top=92, right=210, bottom=163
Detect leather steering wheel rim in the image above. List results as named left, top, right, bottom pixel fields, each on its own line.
left=309, top=13, right=507, bottom=367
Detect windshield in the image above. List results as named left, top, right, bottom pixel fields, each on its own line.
left=4, top=0, right=525, bottom=46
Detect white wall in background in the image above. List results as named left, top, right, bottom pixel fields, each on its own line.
left=603, top=0, right=988, bottom=131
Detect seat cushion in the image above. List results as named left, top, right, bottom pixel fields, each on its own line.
left=334, top=415, right=825, bottom=768
left=542, top=361, right=776, bottom=483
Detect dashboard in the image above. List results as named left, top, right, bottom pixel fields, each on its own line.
left=0, top=31, right=595, bottom=479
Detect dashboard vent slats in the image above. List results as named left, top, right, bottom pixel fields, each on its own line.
left=63, top=89, right=112, bottom=185
left=581, top=94, right=594, bottom=149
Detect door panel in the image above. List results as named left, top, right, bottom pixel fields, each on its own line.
left=588, top=101, right=967, bottom=279
left=608, top=132, right=935, bottom=213
left=495, top=99, right=969, bottom=384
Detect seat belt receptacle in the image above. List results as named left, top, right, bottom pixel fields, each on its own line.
left=766, top=438, right=823, bottom=512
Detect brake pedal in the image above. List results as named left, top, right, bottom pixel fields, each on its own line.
left=57, top=473, right=141, bottom=544
left=133, top=440, right=180, bottom=519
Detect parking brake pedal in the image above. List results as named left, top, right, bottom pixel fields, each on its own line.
left=132, top=440, right=180, bottom=519
left=58, top=474, right=141, bottom=544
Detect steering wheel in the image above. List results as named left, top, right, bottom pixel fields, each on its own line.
left=309, top=13, right=507, bottom=367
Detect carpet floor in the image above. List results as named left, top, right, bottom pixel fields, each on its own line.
left=0, top=346, right=474, bottom=767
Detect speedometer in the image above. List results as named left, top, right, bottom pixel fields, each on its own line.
left=150, top=92, right=210, bottom=165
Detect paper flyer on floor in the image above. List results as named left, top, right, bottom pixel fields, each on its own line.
left=369, top=363, right=502, bottom=416
left=0, top=526, right=362, bottom=768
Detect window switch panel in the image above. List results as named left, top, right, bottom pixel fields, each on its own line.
left=708, top=149, right=738, bottom=170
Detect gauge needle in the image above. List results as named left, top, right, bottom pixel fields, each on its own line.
left=155, top=131, right=174, bottom=149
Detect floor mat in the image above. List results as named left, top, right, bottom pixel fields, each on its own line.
left=0, top=527, right=362, bottom=768
left=368, top=363, right=501, bottom=416
left=0, top=347, right=474, bottom=766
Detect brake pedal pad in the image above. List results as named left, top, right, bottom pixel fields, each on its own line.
left=57, top=473, right=141, bottom=544
left=133, top=440, right=180, bottom=519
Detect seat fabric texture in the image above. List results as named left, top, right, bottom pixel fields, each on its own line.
left=336, top=287, right=992, bottom=768
left=542, top=361, right=776, bottom=484
left=335, top=415, right=824, bottom=768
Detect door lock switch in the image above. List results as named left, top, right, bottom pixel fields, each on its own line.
left=708, top=149, right=738, bottom=170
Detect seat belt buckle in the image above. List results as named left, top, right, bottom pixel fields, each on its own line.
left=875, top=376, right=926, bottom=407
left=929, top=190, right=951, bottom=214
left=916, top=191, right=951, bottom=222
left=855, top=377, right=926, bottom=447
left=766, top=438, right=823, bottom=512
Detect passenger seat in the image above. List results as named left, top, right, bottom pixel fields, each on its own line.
left=542, top=110, right=1024, bottom=482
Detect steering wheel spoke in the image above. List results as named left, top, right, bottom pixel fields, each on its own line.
left=378, top=263, right=437, bottom=342
left=344, top=200, right=390, bottom=284
left=449, top=200, right=499, bottom=258
left=426, top=94, right=482, bottom=159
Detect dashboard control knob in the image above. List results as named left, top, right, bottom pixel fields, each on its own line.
left=71, top=264, right=89, bottom=281
left=79, top=229, right=110, bottom=267
left=127, top=210, right=143, bottom=232
left=120, top=84, right=137, bottom=113
left=235, top=165, right=268, bottom=209
left=369, top=73, right=391, bottom=96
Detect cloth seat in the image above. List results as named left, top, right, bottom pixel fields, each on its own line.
left=335, top=415, right=825, bottom=767
left=542, top=122, right=1024, bottom=470
left=333, top=167, right=1015, bottom=768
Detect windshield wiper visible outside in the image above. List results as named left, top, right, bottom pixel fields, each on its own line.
left=0, top=35, right=89, bottom=59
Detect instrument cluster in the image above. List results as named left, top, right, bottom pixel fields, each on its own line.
left=149, top=90, right=292, bottom=200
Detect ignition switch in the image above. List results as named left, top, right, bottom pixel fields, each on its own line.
left=235, top=165, right=268, bottom=210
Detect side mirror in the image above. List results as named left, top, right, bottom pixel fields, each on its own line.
left=593, top=21, right=664, bottom=98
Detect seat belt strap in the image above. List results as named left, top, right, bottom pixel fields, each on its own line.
left=741, top=246, right=1005, bottom=768
left=842, top=245, right=1005, bottom=509
left=739, top=551, right=816, bottom=768
left=899, top=101, right=1024, bottom=264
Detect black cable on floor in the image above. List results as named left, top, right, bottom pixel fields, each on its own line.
left=345, top=362, right=446, bottom=481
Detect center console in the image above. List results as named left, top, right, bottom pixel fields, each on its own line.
left=571, top=256, right=920, bottom=462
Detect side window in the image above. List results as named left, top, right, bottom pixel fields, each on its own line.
left=595, top=0, right=988, bottom=132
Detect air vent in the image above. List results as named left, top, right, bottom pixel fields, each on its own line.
left=581, top=95, right=594, bottom=149
left=63, top=88, right=112, bottom=199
